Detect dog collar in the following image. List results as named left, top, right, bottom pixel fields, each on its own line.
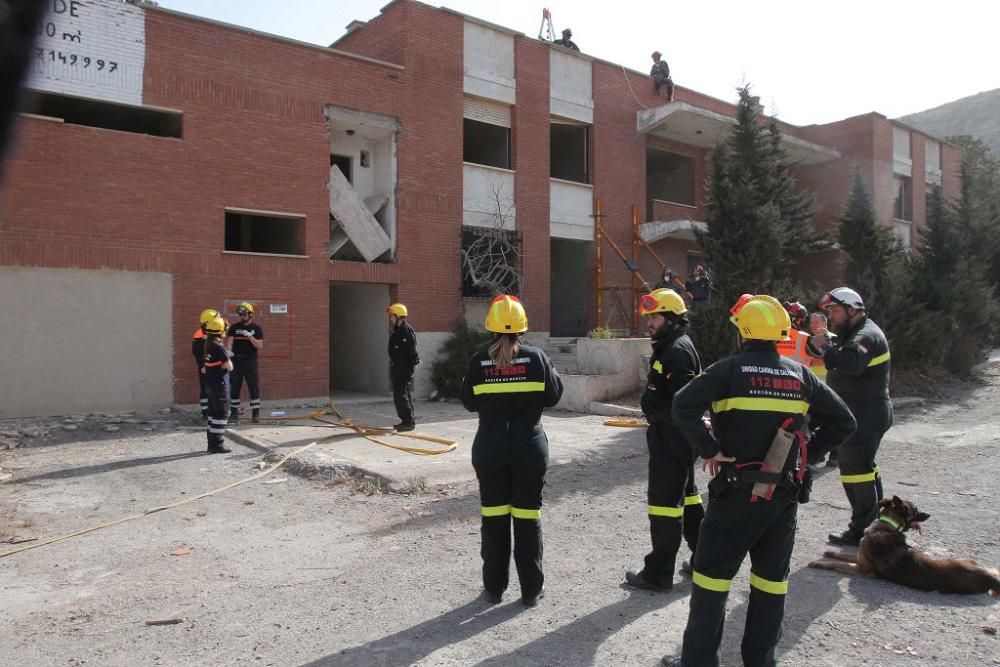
left=878, top=515, right=903, bottom=532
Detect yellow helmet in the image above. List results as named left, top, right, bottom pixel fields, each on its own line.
left=729, top=295, right=791, bottom=341
left=199, top=309, right=222, bottom=325
left=203, top=316, right=228, bottom=336
left=386, top=303, right=408, bottom=317
left=639, top=288, right=687, bottom=316
left=485, top=294, right=528, bottom=334
left=237, top=302, right=255, bottom=315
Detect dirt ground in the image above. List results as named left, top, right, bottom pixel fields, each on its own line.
left=2, top=369, right=1000, bottom=666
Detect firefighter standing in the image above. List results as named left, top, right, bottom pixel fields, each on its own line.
left=812, top=287, right=892, bottom=546
left=660, top=295, right=855, bottom=667
left=460, top=295, right=563, bottom=607
left=193, top=308, right=222, bottom=419
left=625, top=288, right=704, bottom=592
left=226, top=302, right=264, bottom=424
left=202, top=315, right=233, bottom=454
left=387, top=303, right=420, bottom=432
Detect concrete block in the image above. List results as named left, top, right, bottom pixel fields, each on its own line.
left=328, top=165, right=392, bottom=262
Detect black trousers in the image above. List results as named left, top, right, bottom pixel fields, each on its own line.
left=474, top=461, right=546, bottom=600
left=837, top=398, right=892, bottom=535
left=644, top=421, right=703, bottom=584
left=206, top=383, right=229, bottom=449
left=230, top=357, right=260, bottom=415
left=197, top=365, right=208, bottom=416
left=680, top=485, right=797, bottom=667
left=391, top=364, right=415, bottom=425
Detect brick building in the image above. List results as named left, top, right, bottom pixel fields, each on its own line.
left=0, top=0, right=961, bottom=417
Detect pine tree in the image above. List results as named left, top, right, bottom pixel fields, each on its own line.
left=696, top=86, right=817, bottom=305
left=837, top=168, right=899, bottom=304
left=917, top=185, right=961, bottom=312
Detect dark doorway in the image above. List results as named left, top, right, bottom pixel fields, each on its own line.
left=550, top=238, right=590, bottom=337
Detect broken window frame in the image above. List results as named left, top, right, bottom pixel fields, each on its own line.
left=224, top=208, right=306, bottom=257
left=550, top=120, right=589, bottom=184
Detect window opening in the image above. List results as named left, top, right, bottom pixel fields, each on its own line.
left=225, top=210, right=304, bottom=255
left=23, top=91, right=182, bottom=138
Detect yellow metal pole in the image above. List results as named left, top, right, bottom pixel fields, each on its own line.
left=595, top=198, right=604, bottom=329
left=632, top=204, right=641, bottom=334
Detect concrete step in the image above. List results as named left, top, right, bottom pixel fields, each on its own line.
left=548, top=337, right=579, bottom=354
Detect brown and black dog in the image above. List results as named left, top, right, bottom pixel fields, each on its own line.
left=809, top=496, right=1000, bottom=595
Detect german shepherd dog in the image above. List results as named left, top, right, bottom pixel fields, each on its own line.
left=809, top=496, right=1000, bottom=595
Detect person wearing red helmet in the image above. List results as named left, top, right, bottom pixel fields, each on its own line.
left=776, top=301, right=818, bottom=370
left=812, top=287, right=892, bottom=546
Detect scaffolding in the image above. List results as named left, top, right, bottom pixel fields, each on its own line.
left=594, top=200, right=673, bottom=335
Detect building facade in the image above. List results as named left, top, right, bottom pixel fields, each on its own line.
left=0, top=0, right=961, bottom=417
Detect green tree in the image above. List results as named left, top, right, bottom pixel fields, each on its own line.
left=914, top=148, right=1000, bottom=372
left=837, top=167, right=901, bottom=304
left=429, top=318, right=490, bottom=398
left=696, top=86, right=817, bottom=306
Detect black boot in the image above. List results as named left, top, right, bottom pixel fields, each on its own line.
left=251, top=409, right=260, bottom=424
left=207, top=443, right=232, bottom=454
left=522, top=588, right=545, bottom=607
left=625, top=569, right=673, bottom=592
left=228, top=410, right=239, bottom=425
left=394, top=422, right=415, bottom=432
left=827, top=529, right=862, bottom=546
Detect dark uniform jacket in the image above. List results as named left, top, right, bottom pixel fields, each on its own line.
left=650, top=60, right=671, bottom=81
left=192, top=329, right=205, bottom=367
left=388, top=321, right=420, bottom=369
left=823, top=316, right=891, bottom=401
left=641, top=327, right=701, bottom=424
left=672, top=342, right=856, bottom=471
left=460, top=344, right=564, bottom=467
left=203, top=341, right=230, bottom=392
left=227, top=321, right=263, bottom=360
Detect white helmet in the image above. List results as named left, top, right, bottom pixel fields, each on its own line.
left=819, top=287, right=865, bottom=311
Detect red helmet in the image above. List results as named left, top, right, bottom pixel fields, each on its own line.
left=785, top=301, right=808, bottom=321
left=730, top=293, right=754, bottom=316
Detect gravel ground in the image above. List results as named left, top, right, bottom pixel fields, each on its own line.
left=2, top=370, right=1000, bottom=666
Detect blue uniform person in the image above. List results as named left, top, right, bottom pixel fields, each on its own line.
left=201, top=315, right=233, bottom=454
left=193, top=308, right=223, bottom=419
left=626, top=288, right=704, bottom=592
left=226, top=301, right=263, bottom=424
left=661, top=296, right=855, bottom=667
left=460, top=295, right=563, bottom=606
left=813, top=287, right=892, bottom=546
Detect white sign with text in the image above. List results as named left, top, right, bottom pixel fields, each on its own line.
left=29, top=0, right=146, bottom=106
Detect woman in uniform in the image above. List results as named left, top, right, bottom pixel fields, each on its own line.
left=460, top=295, right=563, bottom=606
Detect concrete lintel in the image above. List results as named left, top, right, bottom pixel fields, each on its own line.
left=640, top=219, right=707, bottom=243
left=325, top=105, right=401, bottom=136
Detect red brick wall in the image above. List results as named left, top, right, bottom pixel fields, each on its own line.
left=0, top=4, right=460, bottom=404
left=513, top=38, right=552, bottom=331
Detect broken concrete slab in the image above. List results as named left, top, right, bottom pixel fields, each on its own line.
left=328, top=165, right=392, bottom=262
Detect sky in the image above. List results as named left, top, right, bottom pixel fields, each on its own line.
left=153, top=0, right=1000, bottom=127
